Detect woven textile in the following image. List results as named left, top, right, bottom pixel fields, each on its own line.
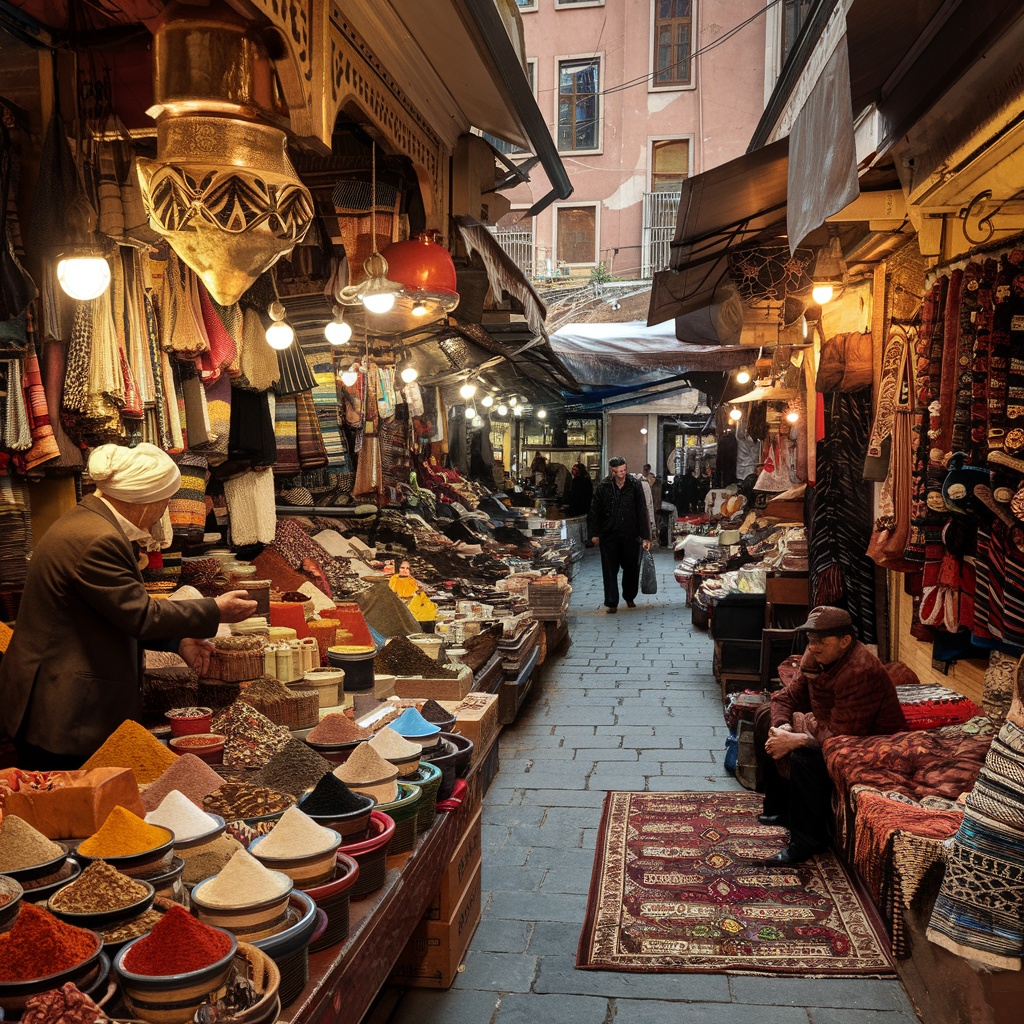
left=236, top=308, right=279, bottom=391
left=197, top=288, right=238, bottom=383
left=927, top=719, right=1024, bottom=969
left=21, top=334, right=59, bottom=471
left=295, top=390, right=328, bottom=469
left=311, top=362, right=351, bottom=473
left=983, top=650, right=1018, bottom=727
left=895, top=683, right=982, bottom=731
left=274, top=336, right=317, bottom=396
left=223, top=468, right=276, bottom=545
left=228, top=387, right=277, bottom=467
left=169, top=452, right=209, bottom=541
left=577, top=791, right=894, bottom=975
left=273, top=396, right=300, bottom=476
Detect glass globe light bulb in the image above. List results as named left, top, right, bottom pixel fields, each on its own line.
left=513, top=406, right=523, bottom=417
left=640, top=427, right=648, bottom=435
left=57, top=257, right=111, bottom=301
left=538, top=409, right=547, bottom=419
left=363, top=291, right=396, bottom=314
left=736, top=370, right=751, bottom=385
left=400, top=366, right=418, bottom=384
left=459, top=383, right=477, bottom=399
left=341, top=369, right=359, bottom=387
left=411, top=303, right=428, bottom=317
left=465, top=406, right=475, bottom=418
left=497, top=404, right=508, bottom=416
left=481, top=395, right=494, bottom=408
left=729, top=408, right=742, bottom=422
left=325, top=319, right=352, bottom=345
left=812, top=283, right=834, bottom=305
left=786, top=411, right=800, bottom=424
left=472, top=416, right=483, bottom=427
left=265, top=321, right=295, bottom=350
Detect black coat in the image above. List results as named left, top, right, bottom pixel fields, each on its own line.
left=588, top=475, right=651, bottom=541
left=567, top=474, right=593, bottom=517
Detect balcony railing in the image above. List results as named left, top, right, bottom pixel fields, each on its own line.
left=489, top=228, right=534, bottom=277
left=642, top=191, right=681, bottom=278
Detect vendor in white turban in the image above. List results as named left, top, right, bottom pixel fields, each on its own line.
left=0, top=444, right=258, bottom=770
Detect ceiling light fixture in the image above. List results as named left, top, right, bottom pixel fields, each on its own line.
left=537, top=409, right=547, bottom=419
left=811, top=231, right=844, bottom=306
left=400, top=365, right=418, bottom=383
left=497, top=404, right=508, bottom=416
left=56, top=250, right=111, bottom=301
left=265, top=301, right=294, bottom=350
left=459, top=382, right=477, bottom=399
left=786, top=410, right=800, bottom=424
left=640, top=427, right=648, bottom=435
left=729, top=408, right=742, bottom=422
left=481, top=395, right=494, bottom=408
left=735, top=370, right=751, bottom=385
left=324, top=306, right=352, bottom=345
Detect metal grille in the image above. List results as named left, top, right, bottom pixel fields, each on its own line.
left=489, top=227, right=534, bottom=277
left=642, top=191, right=681, bottom=278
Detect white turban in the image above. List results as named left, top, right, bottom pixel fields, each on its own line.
left=88, top=443, right=181, bottom=504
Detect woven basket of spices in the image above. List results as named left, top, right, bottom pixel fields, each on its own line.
left=239, top=677, right=320, bottom=731
left=208, top=636, right=267, bottom=683
left=142, top=666, right=200, bottom=717
left=198, top=678, right=244, bottom=709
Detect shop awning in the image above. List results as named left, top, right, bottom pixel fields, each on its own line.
left=647, top=138, right=790, bottom=328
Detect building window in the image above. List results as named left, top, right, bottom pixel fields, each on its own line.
left=516, top=0, right=538, bottom=11
left=556, top=205, right=598, bottom=265
left=555, top=0, right=605, bottom=7
left=782, top=0, right=813, bottom=67
left=483, top=60, right=537, bottom=155
left=558, top=59, right=600, bottom=151
left=651, top=138, right=689, bottom=191
left=653, top=0, right=693, bottom=87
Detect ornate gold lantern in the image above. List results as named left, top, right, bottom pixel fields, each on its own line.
left=138, top=2, right=313, bottom=305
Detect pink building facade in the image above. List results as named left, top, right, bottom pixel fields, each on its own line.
left=494, top=0, right=790, bottom=281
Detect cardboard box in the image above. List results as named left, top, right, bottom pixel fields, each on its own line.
left=445, top=692, right=500, bottom=759
left=390, top=862, right=482, bottom=988
left=392, top=665, right=474, bottom=702
left=424, top=809, right=482, bottom=921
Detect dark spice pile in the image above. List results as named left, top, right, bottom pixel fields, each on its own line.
left=300, top=773, right=372, bottom=816
left=50, top=859, right=148, bottom=914
left=419, top=699, right=454, bottom=724
left=203, top=782, right=294, bottom=819
left=307, top=714, right=370, bottom=744
left=375, top=637, right=458, bottom=679
left=254, top=739, right=333, bottom=797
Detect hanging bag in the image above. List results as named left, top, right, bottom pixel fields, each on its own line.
left=640, top=547, right=658, bottom=595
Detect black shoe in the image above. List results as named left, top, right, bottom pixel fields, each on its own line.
left=757, top=814, right=788, bottom=826
left=755, top=843, right=824, bottom=866
left=625, top=600, right=637, bottom=608
left=600, top=605, right=617, bottom=614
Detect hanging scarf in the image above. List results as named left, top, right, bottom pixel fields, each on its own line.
left=198, top=288, right=238, bottom=383
left=295, top=390, right=328, bottom=469
left=235, top=308, right=279, bottom=391
left=273, top=396, right=301, bottom=476
left=21, top=316, right=59, bottom=471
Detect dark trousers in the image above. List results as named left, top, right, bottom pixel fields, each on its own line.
left=599, top=533, right=641, bottom=608
left=13, top=735, right=84, bottom=772
left=761, top=745, right=834, bottom=851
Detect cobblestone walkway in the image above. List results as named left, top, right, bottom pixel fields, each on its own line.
left=384, top=550, right=919, bottom=1024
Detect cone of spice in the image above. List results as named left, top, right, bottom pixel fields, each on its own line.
left=144, top=791, right=219, bottom=841
left=418, top=699, right=456, bottom=727
left=254, top=806, right=338, bottom=858
left=195, top=849, right=291, bottom=908
left=81, top=719, right=178, bottom=785
left=211, top=700, right=291, bottom=767
left=333, top=743, right=398, bottom=803
left=253, top=739, right=333, bottom=798
left=368, top=728, right=421, bottom=775
left=180, top=833, right=244, bottom=887
left=78, top=806, right=170, bottom=859
left=141, top=754, right=227, bottom=812
left=49, top=860, right=148, bottom=914
left=0, top=814, right=65, bottom=871
left=122, top=904, right=232, bottom=976
left=389, top=707, right=442, bottom=747
left=299, top=774, right=370, bottom=817
left=307, top=713, right=370, bottom=745
left=202, top=782, right=293, bottom=820
left=374, top=636, right=458, bottom=679
left=0, top=903, right=97, bottom=981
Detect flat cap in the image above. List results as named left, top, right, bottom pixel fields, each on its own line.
left=795, top=605, right=855, bottom=637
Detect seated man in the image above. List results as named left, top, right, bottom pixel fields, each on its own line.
left=757, top=606, right=907, bottom=865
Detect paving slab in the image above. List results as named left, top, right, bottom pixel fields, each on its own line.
left=493, top=993, right=608, bottom=1024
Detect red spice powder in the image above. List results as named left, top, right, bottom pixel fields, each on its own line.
left=0, top=903, right=96, bottom=982
left=122, top=905, right=232, bottom=976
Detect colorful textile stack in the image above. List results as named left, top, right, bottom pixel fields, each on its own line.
left=273, top=396, right=300, bottom=476
left=927, top=718, right=1024, bottom=969
left=895, top=683, right=982, bottom=731
left=168, top=453, right=209, bottom=541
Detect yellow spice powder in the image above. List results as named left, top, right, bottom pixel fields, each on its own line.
left=78, top=805, right=170, bottom=857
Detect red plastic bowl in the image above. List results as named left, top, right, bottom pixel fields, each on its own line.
left=165, top=707, right=213, bottom=737
left=168, top=732, right=225, bottom=765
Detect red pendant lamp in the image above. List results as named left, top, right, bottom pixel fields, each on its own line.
left=379, top=231, right=459, bottom=327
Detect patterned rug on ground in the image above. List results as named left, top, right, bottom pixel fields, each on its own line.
left=576, top=791, right=895, bottom=976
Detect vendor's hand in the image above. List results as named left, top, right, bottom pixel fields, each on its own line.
left=178, top=638, right=215, bottom=676
left=765, top=729, right=810, bottom=759
left=215, top=590, right=258, bottom=623
left=591, top=537, right=600, bottom=546
left=643, top=540, right=651, bottom=551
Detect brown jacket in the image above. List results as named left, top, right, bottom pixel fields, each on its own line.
left=0, top=495, right=220, bottom=756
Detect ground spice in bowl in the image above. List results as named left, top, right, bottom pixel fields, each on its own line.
left=418, top=700, right=455, bottom=725
left=98, top=904, right=166, bottom=947
left=368, top=728, right=421, bottom=760
left=195, top=849, right=291, bottom=908
left=145, top=791, right=220, bottom=842
left=180, top=835, right=244, bottom=887
left=211, top=701, right=292, bottom=768
left=141, top=755, right=227, bottom=812
left=49, top=859, right=148, bottom=914
left=78, top=807, right=170, bottom=859
left=0, top=903, right=97, bottom=982
left=374, top=637, right=458, bottom=679
left=307, top=714, right=370, bottom=745
left=253, top=807, right=338, bottom=858
left=253, top=739, right=333, bottom=797
left=81, top=720, right=178, bottom=786
left=0, top=814, right=64, bottom=872
left=389, top=707, right=441, bottom=739
left=298, top=774, right=370, bottom=817
left=202, top=782, right=293, bottom=820
left=334, top=744, right=396, bottom=785
left=122, top=904, right=232, bottom=976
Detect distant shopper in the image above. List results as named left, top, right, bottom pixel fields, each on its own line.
left=588, top=456, right=651, bottom=613
left=567, top=463, right=593, bottom=517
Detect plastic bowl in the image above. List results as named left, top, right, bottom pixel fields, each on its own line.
left=338, top=812, right=394, bottom=900
left=165, top=707, right=213, bottom=737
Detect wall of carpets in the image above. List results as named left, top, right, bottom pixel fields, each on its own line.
left=867, top=232, right=1024, bottom=670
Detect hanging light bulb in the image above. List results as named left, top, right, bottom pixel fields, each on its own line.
left=729, top=408, right=742, bottom=422
left=537, top=409, right=547, bottom=419
left=459, top=382, right=477, bottom=399
left=56, top=254, right=111, bottom=301
left=324, top=306, right=352, bottom=345
left=812, top=283, right=834, bottom=305
left=481, top=395, right=494, bottom=408
left=465, top=406, right=475, bottom=418
left=786, top=410, right=800, bottom=424
left=341, top=366, right=359, bottom=387
left=810, top=231, right=843, bottom=306
left=400, top=365, right=418, bottom=384
left=265, top=301, right=294, bottom=350
left=497, top=404, right=508, bottom=416
left=411, top=302, right=429, bottom=317
left=513, top=406, right=523, bottom=417
left=736, top=370, right=751, bottom=385
left=472, top=416, right=483, bottom=427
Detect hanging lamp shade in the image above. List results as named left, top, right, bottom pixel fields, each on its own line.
left=381, top=232, right=458, bottom=298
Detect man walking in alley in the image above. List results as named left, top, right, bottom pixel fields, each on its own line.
left=588, top=456, right=651, bottom=613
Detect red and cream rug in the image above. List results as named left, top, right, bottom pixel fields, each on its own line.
left=576, top=791, right=894, bottom=976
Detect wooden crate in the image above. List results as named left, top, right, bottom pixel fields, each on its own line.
left=423, top=808, right=482, bottom=921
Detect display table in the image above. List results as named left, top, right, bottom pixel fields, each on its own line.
left=283, top=746, right=488, bottom=1024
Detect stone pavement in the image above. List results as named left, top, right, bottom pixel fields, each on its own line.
left=381, top=549, right=919, bottom=1024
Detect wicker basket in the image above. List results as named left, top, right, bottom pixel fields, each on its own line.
left=141, top=667, right=200, bottom=717
left=240, top=688, right=320, bottom=731
left=198, top=678, right=243, bottom=709
left=208, top=636, right=267, bottom=682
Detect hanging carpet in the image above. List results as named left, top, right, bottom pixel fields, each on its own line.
left=576, top=791, right=894, bottom=976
